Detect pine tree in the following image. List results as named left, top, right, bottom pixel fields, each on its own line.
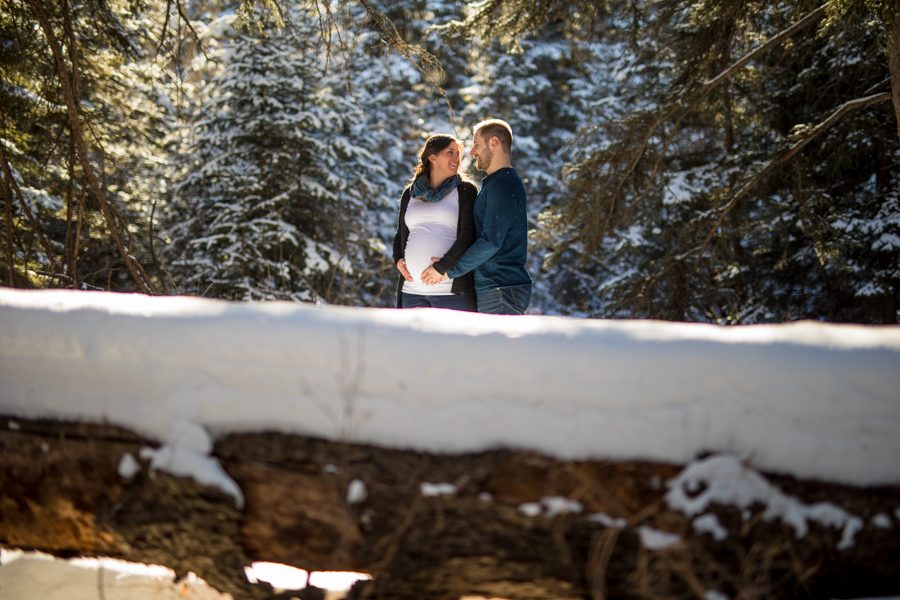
left=1, top=0, right=180, bottom=293
left=164, top=6, right=394, bottom=304
left=528, top=0, right=899, bottom=322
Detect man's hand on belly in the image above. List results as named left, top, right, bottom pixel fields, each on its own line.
left=421, top=258, right=450, bottom=285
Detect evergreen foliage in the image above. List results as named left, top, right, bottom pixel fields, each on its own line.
left=2, top=0, right=897, bottom=322
left=527, top=0, right=900, bottom=322
left=164, top=6, right=393, bottom=303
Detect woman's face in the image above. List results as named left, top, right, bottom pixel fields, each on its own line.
left=429, top=142, right=462, bottom=182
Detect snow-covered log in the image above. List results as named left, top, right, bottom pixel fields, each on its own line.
left=1, top=288, right=899, bottom=487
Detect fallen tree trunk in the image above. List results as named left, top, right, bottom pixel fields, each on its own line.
left=1, top=418, right=899, bottom=600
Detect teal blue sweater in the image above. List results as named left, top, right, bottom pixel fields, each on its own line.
left=445, top=168, right=531, bottom=291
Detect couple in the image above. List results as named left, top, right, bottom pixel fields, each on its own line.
left=392, top=119, right=532, bottom=315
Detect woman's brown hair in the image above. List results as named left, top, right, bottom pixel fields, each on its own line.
left=408, top=134, right=463, bottom=186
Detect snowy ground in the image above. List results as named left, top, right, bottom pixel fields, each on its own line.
left=0, top=549, right=368, bottom=600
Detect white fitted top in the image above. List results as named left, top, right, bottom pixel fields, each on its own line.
left=402, top=188, right=458, bottom=295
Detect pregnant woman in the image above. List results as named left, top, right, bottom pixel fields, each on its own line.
left=392, top=134, right=477, bottom=310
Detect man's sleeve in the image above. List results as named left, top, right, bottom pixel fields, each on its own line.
left=446, top=182, right=517, bottom=278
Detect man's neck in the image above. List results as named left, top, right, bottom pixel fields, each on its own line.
left=485, top=157, right=512, bottom=176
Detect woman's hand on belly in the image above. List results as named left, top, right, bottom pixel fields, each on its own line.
left=397, top=259, right=413, bottom=282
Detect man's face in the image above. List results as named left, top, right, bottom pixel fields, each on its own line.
left=470, top=131, right=493, bottom=172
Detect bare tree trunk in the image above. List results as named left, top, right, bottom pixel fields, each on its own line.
left=64, top=136, right=76, bottom=283
left=886, top=0, right=900, bottom=145
left=25, top=0, right=154, bottom=294
left=2, top=163, right=15, bottom=286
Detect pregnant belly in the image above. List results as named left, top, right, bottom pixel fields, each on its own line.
left=405, top=230, right=455, bottom=283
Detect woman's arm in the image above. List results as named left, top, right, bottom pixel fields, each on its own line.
left=393, top=188, right=414, bottom=282
left=392, top=188, right=410, bottom=264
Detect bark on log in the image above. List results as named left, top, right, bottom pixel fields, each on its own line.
left=1, top=418, right=899, bottom=600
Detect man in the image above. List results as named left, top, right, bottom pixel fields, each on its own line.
left=421, top=119, right=532, bottom=314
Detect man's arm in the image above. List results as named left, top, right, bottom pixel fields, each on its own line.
left=445, top=182, right=518, bottom=279
left=432, top=183, right=477, bottom=274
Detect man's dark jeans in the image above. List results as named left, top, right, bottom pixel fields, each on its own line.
left=477, top=284, right=531, bottom=315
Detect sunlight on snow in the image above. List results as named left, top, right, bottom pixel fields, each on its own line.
left=309, top=570, right=373, bottom=591
left=244, top=561, right=372, bottom=592
left=244, top=561, right=308, bottom=589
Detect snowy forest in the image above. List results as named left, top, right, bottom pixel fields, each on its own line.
left=2, top=0, right=899, bottom=323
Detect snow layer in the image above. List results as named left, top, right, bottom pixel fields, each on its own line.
left=2, top=289, right=900, bottom=487
left=0, top=549, right=229, bottom=600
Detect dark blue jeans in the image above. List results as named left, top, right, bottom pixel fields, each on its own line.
left=477, top=284, right=532, bottom=315
left=401, top=292, right=469, bottom=311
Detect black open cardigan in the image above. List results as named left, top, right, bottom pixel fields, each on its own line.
left=392, top=181, right=478, bottom=311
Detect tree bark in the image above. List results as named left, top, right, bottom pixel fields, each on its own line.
left=2, top=159, right=15, bottom=287
left=885, top=0, right=900, bottom=145
left=25, top=0, right=154, bottom=294
left=2, top=420, right=900, bottom=600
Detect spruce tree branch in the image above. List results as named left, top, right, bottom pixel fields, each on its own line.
left=175, top=0, right=207, bottom=60
left=696, top=6, right=826, bottom=93
left=25, top=0, right=155, bottom=294
left=0, top=139, right=60, bottom=274
left=577, top=4, right=828, bottom=262
left=154, top=0, right=174, bottom=60
left=687, top=92, right=892, bottom=287
left=353, top=0, right=458, bottom=133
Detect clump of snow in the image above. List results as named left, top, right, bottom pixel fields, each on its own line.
left=477, top=492, right=493, bottom=502
left=347, top=479, right=367, bottom=504
left=420, top=482, right=458, bottom=497
left=517, top=497, right=582, bottom=518
left=704, top=591, right=731, bottom=600
left=692, top=513, right=728, bottom=541
left=666, top=455, right=863, bottom=550
left=139, top=419, right=244, bottom=509
left=244, top=561, right=308, bottom=590
left=871, top=513, right=892, bottom=529
left=308, top=571, right=372, bottom=591
left=638, top=526, right=682, bottom=550
left=323, top=464, right=341, bottom=474
left=8, top=420, right=19, bottom=431
left=541, top=496, right=583, bottom=517
left=587, top=512, right=628, bottom=528
left=117, top=452, right=141, bottom=479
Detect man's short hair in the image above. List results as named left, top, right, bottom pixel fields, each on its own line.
left=473, top=119, right=513, bottom=154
